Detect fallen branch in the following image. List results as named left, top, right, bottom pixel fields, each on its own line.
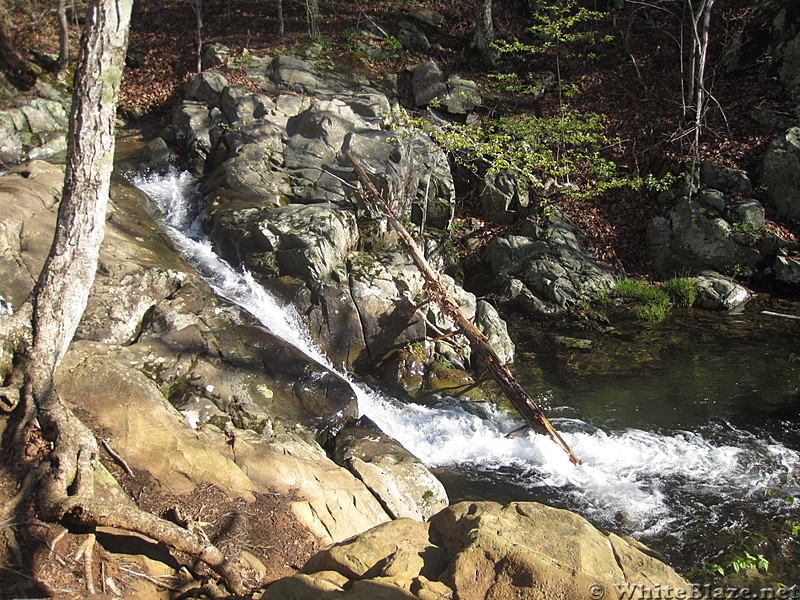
left=761, top=310, right=800, bottom=321
left=346, top=149, right=581, bottom=465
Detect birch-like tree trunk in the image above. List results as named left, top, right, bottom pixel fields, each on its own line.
left=690, top=0, right=715, bottom=164
left=0, top=0, right=250, bottom=594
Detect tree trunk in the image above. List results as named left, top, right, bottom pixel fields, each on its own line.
left=468, top=0, right=497, bottom=66
left=691, top=0, right=714, bottom=162
left=0, top=0, right=250, bottom=594
left=305, top=0, right=319, bottom=37
left=29, top=0, right=131, bottom=381
left=192, top=0, right=203, bottom=73
left=56, top=0, right=70, bottom=71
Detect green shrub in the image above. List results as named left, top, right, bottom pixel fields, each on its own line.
left=613, top=277, right=672, bottom=323
left=663, top=277, right=700, bottom=307
left=636, top=302, right=669, bottom=323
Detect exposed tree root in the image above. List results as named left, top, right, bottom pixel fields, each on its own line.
left=2, top=335, right=251, bottom=595
left=73, top=533, right=95, bottom=594
left=21, top=382, right=251, bottom=595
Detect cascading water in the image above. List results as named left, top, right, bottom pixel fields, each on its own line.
left=133, top=169, right=800, bottom=577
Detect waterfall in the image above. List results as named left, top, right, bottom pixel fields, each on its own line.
left=132, top=169, right=800, bottom=545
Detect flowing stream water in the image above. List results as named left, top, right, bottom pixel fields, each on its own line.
left=133, top=169, right=800, bottom=582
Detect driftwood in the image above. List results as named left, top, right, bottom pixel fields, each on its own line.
left=345, top=149, right=581, bottom=465
left=762, top=310, right=800, bottom=322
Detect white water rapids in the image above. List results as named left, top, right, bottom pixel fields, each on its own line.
left=133, top=169, right=800, bottom=546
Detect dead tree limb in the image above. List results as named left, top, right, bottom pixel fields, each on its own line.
left=345, top=149, right=581, bottom=465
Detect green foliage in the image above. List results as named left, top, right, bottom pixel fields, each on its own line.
left=726, top=263, right=747, bottom=279
left=395, top=110, right=662, bottom=200
left=636, top=301, right=669, bottom=323
left=385, top=36, right=403, bottom=51
left=662, top=277, right=700, bottom=308
left=488, top=72, right=551, bottom=97
left=311, top=35, right=335, bottom=49
left=731, top=221, right=765, bottom=240
left=691, top=540, right=770, bottom=579
left=439, top=357, right=454, bottom=369
left=493, top=0, right=612, bottom=60
left=612, top=277, right=672, bottom=323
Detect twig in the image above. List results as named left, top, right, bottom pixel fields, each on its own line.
left=101, top=439, right=134, bottom=476
left=118, top=565, right=183, bottom=592
left=49, top=527, right=68, bottom=564
left=321, top=165, right=360, bottom=191
left=105, top=573, right=121, bottom=596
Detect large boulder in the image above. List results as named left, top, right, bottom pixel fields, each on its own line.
left=332, top=418, right=448, bottom=521
left=266, top=55, right=374, bottom=97
left=410, top=61, right=481, bottom=115
left=694, top=269, right=753, bottom=310
left=0, top=161, right=63, bottom=307
left=205, top=201, right=359, bottom=284
left=649, top=195, right=761, bottom=276
left=55, top=341, right=392, bottom=547
left=487, top=209, right=617, bottom=315
left=348, top=250, right=426, bottom=364
left=760, top=127, right=800, bottom=222
left=168, top=60, right=511, bottom=383
left=480, top=171, right=530, bottom=224
left=263, top=501, right=693, bottom=600
left=433, top=502, right=692, bottom=600
left=644, top=164, right=793, bottom=302
left=172, top=100, right=218, bottom=173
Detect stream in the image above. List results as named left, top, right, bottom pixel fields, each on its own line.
left=133, top=168, right=800, bottom=585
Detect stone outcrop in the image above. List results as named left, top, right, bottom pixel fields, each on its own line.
left=410, top=60, right=481, bottom=116
left=760, top=127, right=800, bottom=223
left=0, top=164, right=440, bottom=549
left=0, top=80, right=70, bottom=165
left=332, top=418, right=448, bottom=521
left=647, top=162, right=800, bottom=306
left=165, top=64, right=513, bottom=377
left=486, top=208, right=617, bottom=316
left=263, top=501, right=693, bottom=600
